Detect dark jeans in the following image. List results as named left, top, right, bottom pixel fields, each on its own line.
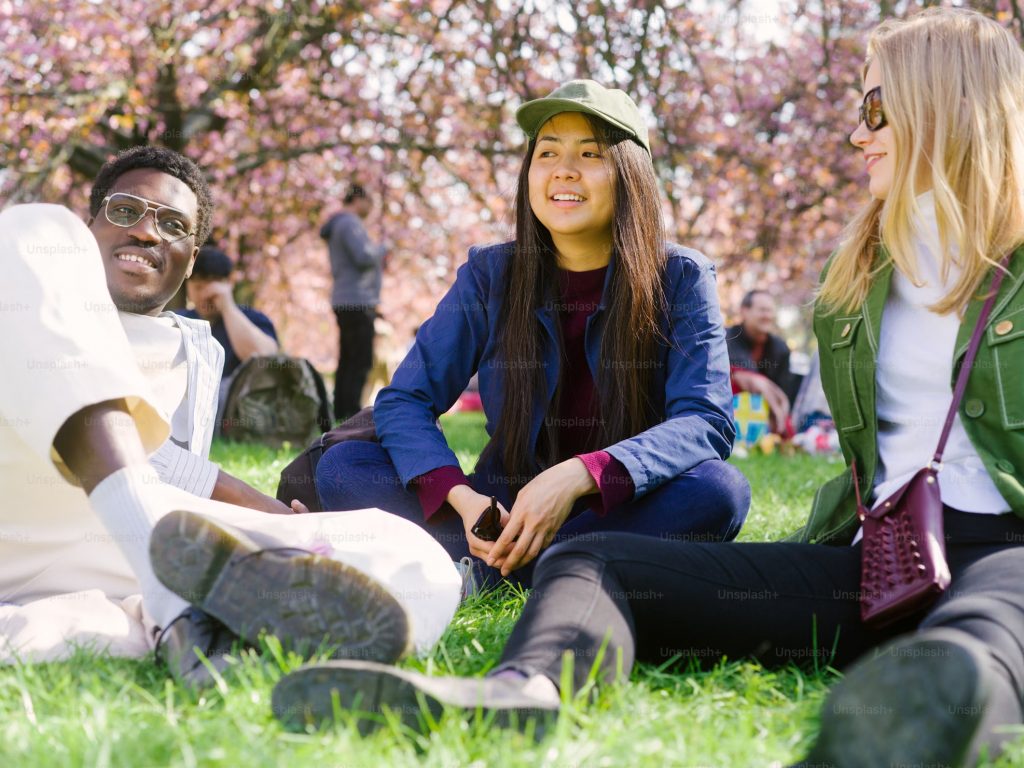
left=332, top=306, right=376, bottom=422
left=315, top=440, right=751, bottom=587
left=497, top=509, right=1024, bottom=758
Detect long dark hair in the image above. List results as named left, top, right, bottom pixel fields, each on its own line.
left=481, top=113, right=667, bottom=492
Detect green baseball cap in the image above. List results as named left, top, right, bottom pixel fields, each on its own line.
left=516, top=79, right=651, bottom=155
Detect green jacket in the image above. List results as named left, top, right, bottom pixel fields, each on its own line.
left=796, top=247, right=1024, bottom=545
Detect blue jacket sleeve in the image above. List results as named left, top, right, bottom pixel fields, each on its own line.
left=374, top=246, right=492, bottom=486
left=605, top=250, right=735, bottom=498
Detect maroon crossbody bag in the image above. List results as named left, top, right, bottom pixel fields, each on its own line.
left=854, top=256, right=1011, bottom=628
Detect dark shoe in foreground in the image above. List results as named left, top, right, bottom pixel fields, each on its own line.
left=150, top=510, right=411, bottom=663
left=271, top=661, right=560, bottom=734
left=800, top=629, right=990, bottom=768
left=154, top=607, right=239, bottom=689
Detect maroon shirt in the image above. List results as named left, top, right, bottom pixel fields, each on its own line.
left=415, top=265, right=634, bottom=519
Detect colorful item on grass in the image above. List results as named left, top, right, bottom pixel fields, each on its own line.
left=793, top=421, right=841, bottom=455
left=732, top=392, right=770, bottom=449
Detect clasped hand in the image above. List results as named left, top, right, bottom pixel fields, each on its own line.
left=452, top=458, right=596, bottom=577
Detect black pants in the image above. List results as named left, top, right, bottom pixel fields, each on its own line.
left=498, top=509, right=1024, bottom=758
left=332, top=306, right=376, bottom=422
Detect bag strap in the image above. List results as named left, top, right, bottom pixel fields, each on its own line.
left=852, top=457, right=867, bottom=517
left=933, top=253, right=1013, bottom=465
left=851, top=252, right=1014, bottom=512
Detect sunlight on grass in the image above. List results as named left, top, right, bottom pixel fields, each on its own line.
left=4, top=413, right=1020, bottom=767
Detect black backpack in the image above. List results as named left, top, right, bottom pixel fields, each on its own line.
left=221, top=355, right=331, bottom=448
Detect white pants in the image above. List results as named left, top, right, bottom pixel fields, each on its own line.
left=0, top=204, right=459, bottom=663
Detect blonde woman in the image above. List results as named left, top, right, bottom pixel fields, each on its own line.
left=274, top=8, right=1024, bottom=765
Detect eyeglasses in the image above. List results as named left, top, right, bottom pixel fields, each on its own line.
left=100, top=192, right=196, bottom=242
left=858, top=86, right=887, bottom=132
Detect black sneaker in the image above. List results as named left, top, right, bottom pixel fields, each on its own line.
left=271, top=660, right=560, bottom=734
left=800, top=629, right=991, bottom=768
left=154, top=607, right=239, bottom=689
left=149, top=509, right=411, bottom=664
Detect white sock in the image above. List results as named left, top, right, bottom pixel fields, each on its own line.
left=87, top=465, right=188, bottom=628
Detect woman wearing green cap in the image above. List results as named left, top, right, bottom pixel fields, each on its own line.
left=282, top=9, right=1024, bottom=766
left=315, top=79, right=749, bottom=586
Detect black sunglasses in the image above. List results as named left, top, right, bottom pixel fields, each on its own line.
left=858, top=86, right=887, bottom=132
left=101, top=192, right=196, bottom=243
left=471, top=496, right=503, bottom=542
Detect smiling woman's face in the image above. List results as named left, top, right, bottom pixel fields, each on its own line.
left=527, top=111, right=615, bottom=255
left=89, top=168, right=199, bottom=315
left=850, top=61, right=896, bottom=200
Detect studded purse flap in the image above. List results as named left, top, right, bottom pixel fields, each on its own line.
left=854, top=254, right=1012, bottom=628
left=858, top=465, right=950, bottom=627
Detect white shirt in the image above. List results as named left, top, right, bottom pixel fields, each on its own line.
left=871, top=191, right=1009, bottom=514
left=119, top=312, right=190, bottom=448
left=0, top=203, right=222, bottom=604
left=0, top=311, right=221, bottom=603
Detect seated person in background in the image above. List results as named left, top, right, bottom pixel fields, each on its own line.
left=727, top=290, right=795, bottom=434
left=179, top=245, right=279, bottom=423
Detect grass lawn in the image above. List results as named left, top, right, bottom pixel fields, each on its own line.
left=3, top=412, right=1021, bottom=767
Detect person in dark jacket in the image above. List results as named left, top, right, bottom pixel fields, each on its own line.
left=321, top=185, right=387, bottom=422
left=727, top=289, right=798, bottom=430
left=179, top=246, right=279, bottom=426
left=313, top=80, right=750, bottom=587
left=181, top=246, right=278, bottom=377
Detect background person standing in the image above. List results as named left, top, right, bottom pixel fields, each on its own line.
left=321, top=185, right=387, bottom=422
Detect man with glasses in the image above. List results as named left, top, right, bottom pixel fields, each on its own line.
left=87, top=148, right=293, bottom=515
left=0, top=147, right=460, bottom=685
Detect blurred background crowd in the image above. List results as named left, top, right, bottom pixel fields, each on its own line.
left=4, top=0, right=1021, bottom=447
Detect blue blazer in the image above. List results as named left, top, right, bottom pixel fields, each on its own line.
left=374, top=241, right=735, bottom=501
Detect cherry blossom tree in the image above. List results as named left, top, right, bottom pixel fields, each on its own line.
left=2, top=0, right=1016, bottom=366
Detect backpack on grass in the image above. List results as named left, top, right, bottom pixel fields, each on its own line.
left=221, top=355, right=331, bottom=448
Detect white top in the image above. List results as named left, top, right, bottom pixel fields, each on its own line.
left=118, top=311, right=222, bottom=500
left=0, top=205, right=222, bottom=604
left=119, top=312, right=190, bottom=448
left=869, top=191, right=1009, bottom=517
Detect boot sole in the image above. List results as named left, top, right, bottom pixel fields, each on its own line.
left=271, top=660, right=557, bottom=734
left=272, top=661, right=443, bottom=733
left=150, top=510, right=411, bottom=663
left=805, top=630, right=988, bottom=767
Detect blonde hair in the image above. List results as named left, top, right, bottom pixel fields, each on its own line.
left=819, top=7, right=1024, bottom=315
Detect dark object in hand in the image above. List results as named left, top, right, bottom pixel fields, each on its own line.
left=471, top=496, right=502, bottom=541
